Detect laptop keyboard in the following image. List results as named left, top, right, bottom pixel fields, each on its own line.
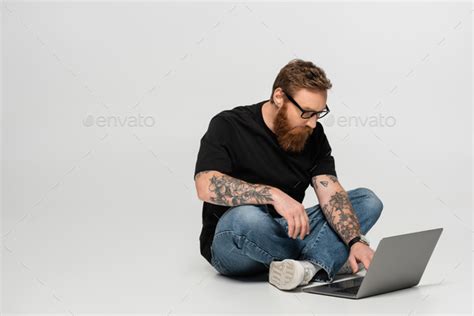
left=325, top=277, right=363, bottom=294
left=302, top=277, right=364, bottom=295
left=335, top=285, right=360, bottom=294
left=326, top=277, right=363, bottom=288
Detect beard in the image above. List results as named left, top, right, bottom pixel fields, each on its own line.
left=273, top=103, right=313, bottom=153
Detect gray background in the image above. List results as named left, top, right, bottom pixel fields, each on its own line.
left=2, top=1, right=472, bottom=314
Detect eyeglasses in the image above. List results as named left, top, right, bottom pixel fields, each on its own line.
left=282, top=90, right=330, bottom=119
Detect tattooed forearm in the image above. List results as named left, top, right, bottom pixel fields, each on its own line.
left=209, top=174, right=274, bottom=206
left=321, top=191, right=361, bottom=245
left=195, top=171, right=275, bottom=206
left=312, top=175, right=359, bottom=245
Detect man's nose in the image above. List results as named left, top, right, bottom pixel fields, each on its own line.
left=306, top=115, right=318, bottom=129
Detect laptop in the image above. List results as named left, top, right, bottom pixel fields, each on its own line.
left=302, top=227, right=443, bottom=299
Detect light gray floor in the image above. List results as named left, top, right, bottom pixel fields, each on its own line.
left=3, top=189, right=472, bottom=314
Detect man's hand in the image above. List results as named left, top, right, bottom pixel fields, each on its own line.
left=272, top=188, right=310, bottom=240
left=347, top=242, right=375, bottom=273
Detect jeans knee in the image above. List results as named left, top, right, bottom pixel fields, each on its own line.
left=355, top=187, right=384, bottom=221
left=217, top=204, right=269, bottom=234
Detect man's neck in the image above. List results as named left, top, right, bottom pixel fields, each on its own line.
left=262, top=100, right=277, bottom=133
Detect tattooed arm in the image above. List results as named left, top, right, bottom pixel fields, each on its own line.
left=312, top=174, right=361, bottom=246
left=195, top=170, right=311, bottom=239
left=194, top=170, right=280, bottom=207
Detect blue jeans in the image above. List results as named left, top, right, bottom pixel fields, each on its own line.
left=210, top=187, right=383, bottom=283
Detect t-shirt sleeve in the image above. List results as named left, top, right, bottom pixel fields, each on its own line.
left=309, top=123, right=337, bottom=186
left=194, top=115, right=233, bottom=179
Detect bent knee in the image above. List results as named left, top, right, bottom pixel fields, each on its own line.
left=216, top=204, right=269, bottom=233
left=355, top=187, right=384, bottom=219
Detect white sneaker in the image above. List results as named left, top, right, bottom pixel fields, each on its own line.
left=336, top=260, right=365, bottom=275
left=269, top=259, right=316, bottom=290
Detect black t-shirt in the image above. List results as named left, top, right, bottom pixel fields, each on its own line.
left=193, top=100, right=337, bottom=264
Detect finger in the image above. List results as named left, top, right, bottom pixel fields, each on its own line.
left=287, top=216, right=295, bottom=239
left=300, top=214, right=308, bottom=239
left=361, top=260, right=368, bottom=271
left=299, top=215, right=306, bottom=239
left=363, top=257, right=371, bottom=270
left=293, top=216, right=301, bottom=239
left=349, top=256, right=359, bottom=273
left=304, top=212, right=310, bottom=235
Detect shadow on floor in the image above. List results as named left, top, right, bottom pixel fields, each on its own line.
left=214, top=271, right=270, bottom=283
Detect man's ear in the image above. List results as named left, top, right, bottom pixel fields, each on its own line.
left=273, top=87, right=284, bottom=108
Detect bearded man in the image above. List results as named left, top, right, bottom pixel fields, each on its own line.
left=193, top=59, right=384, bottom=291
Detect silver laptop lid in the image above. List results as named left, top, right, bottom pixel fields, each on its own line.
left=357, top=227, right=443, bottom=298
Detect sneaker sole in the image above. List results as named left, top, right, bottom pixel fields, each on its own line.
left=269, top=259, right=304, bottom=291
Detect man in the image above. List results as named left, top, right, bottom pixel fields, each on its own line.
left=193, top=59, right=384, bottom=291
